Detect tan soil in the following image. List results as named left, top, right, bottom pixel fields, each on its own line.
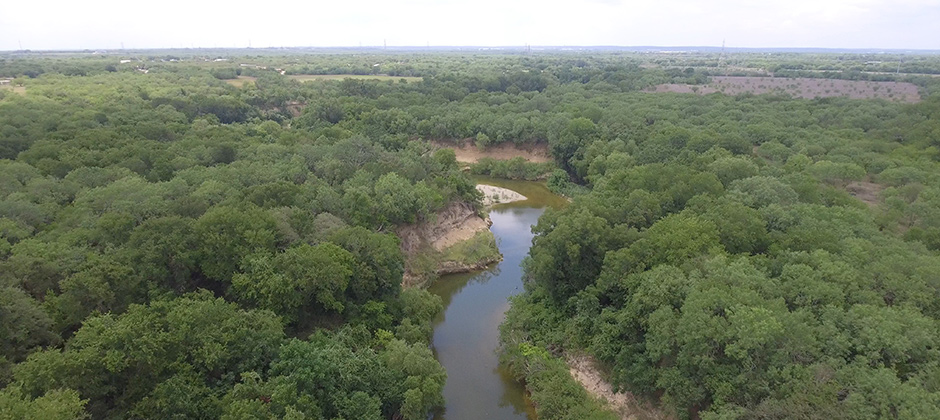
left=433, top=140, right=553, bottom=163
left=568, top=354, right=673, bottom=420
left=846, top=181, right=884, bottom=207
left=647, top=76, right=921, bottom=103
left=477, top=184, right=527, bottom=206
left=397, top=201, right=492, bottom=286
left=397, top=201, right=489, bottom=254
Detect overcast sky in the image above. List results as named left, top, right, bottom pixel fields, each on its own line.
left=1, top=0, right=938, bottom=51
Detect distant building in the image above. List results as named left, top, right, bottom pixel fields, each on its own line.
left=0, top=79, right=11, bottom=85
left=120, top=59, right=133, bottom=64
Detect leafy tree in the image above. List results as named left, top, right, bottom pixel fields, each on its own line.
left=0, top=287, right=58, bottom=367
left=11, top=293, right=284, bottom=419
left=232, top=243, right=354, bottom=320
left=0, top=386, right=88, bottom=420
left=527, top=209, right=612, bottom=305
left=194, top=205, right=278, bottom=282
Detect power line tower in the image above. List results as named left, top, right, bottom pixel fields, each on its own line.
left=717, top=39, right=726, bottom=69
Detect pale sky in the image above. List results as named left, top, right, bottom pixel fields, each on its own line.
left=1, top=0, right=938, bottom=51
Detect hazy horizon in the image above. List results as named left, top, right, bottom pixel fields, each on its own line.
left=2, top=0, right=938, bottom=51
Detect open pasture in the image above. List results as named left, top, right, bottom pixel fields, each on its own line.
left=648, top=76, right=921, bottom=102
left=288, top=74, right=422, bottom=82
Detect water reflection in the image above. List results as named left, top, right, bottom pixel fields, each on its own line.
left=428, top=205, right=545, bottom=420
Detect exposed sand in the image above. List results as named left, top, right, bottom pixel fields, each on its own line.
left=433, top=140, right=553, bottom=163
left=477, top=184, right=527, bottom=206
left=568, top=354, right=672, bottom=420
left=398, top=201, right=489, bottom=254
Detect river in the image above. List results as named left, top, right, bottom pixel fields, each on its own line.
left=429, top=178, right=565, bottom=420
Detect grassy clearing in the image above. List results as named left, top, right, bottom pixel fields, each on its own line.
left=0, top=85, right=26, bottom=95
left=648, top=76, right=921, bottom=103
left=402, top=230, right=500, bottom=288
left=440, top=230, right=500, bottom=266
left=288, top=74, right=423, bottom=83
left=224, top=76, right=256, bottom=87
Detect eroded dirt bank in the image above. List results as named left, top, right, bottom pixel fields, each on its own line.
left=398, top=201, right=490, bottom=253
left=567, top=354, right=673, bottom=420
left=397, top=201, right=498, bottom=286
left=433, top=140, right=553, bottom=163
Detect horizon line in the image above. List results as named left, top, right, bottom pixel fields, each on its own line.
left=3, top=45, right=940, bottom=54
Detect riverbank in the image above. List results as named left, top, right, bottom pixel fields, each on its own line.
left=397, top=200, right=501, bottom=287
left=397, top=183, right=538, bottom=286
left=429, top=204, right=548, bottom=420
left=432, top=140, right=552, bottom=164
left=567, top=354, right=672, bottom=420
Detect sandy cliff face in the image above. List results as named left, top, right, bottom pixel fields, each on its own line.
left=397, top=201, right=497, bottom=286
left=397, top=201, right=490, bottom=254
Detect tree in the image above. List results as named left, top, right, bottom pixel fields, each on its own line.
left=382, top=340, right=447, bottom=420
left=707, top=156, right=759, bottom=187
left=232, top=243, right=354, bottom=320
left=624, top=213, right=722, bottom=270
left=374, top=173, right=418, bottom=225
left=328, top=226, right=404, bottom=304
left=527, top=209, right=611, bottom=305
left=0, top=386, right=88, bottom=420
left=0, top=287, right=58, bottom=367
left=11, top=293, right=284, bottom=419
left=194, top=205, right=278, bottom=281
left=808, top=161, right=866, bottom=187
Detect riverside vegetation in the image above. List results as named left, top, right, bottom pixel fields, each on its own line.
left=1, top=50, right=940, bottom=419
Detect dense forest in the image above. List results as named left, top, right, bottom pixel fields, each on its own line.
left=2, top=50, right=940, bottom=419
left=0, top=54, right=488, bottom=419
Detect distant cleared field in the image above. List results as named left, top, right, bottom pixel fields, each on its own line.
left=224, top=76, right=256, bottom=87
left=647, top=76, right=921, bottom=103
left=0, top=85, right=26, bottom=95
left=288, top=74, right=423, bottom=83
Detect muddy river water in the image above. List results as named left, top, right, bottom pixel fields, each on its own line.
left=429, top=178, right=565, bottom=420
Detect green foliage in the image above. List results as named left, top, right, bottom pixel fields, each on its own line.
left=219, top=331, right=445, bottom=420
left=493, top=58, right=940, bottom=419
left=11, top=293, right=284, bottom=418
left=232, top=243, right=354, bottom=320
left=440, top=230, right=500, bottom=266
left=3, top=51, right=940, bottom=420
left=394, top=288, right=443, bottom=343
left=0, top=386, right=88, bottom=420
left=0, top=287, right=57, bottom=368
left=328, top=226, right=404, bottom=304
left=499, top=320, right=617, bottom=420
left=527, top=209, right=612, bottom=305
left=0, top=58, right=492, bottom=419
left=470, top=157, right=557, bottom=180
left=194, top=205, right=279, bottom=282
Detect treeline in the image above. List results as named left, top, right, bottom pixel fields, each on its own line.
left=4, top=51, right=940, bottom=420
left=469, top=157, right=556, bottom=180
left=501, top=85, right=940, bottom=418
left=0, top=66, right=486, bottom=419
